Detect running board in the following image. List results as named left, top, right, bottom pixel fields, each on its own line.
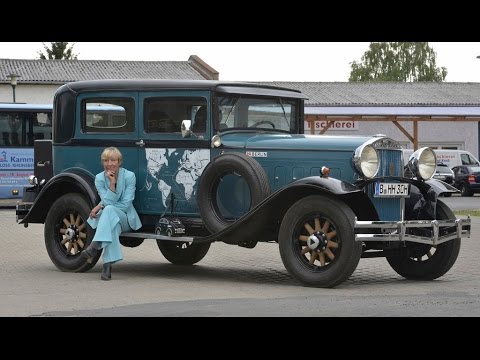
left=121, top=231, right=194, bottom=243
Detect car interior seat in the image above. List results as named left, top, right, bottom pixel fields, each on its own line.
left=192, top=106, right=206, bottom=134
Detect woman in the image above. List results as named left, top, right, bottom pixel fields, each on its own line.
left=82, top=147, right=142, bottom=280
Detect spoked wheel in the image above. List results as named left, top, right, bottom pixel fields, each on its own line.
left=44, top=193, right=100, bottom=272
left=279, top=195, right=362, bottom=288
left=386, top=200, right=461, bottom=280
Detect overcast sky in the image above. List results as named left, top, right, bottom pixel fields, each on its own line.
left=1, top=42, right=480, bottom=82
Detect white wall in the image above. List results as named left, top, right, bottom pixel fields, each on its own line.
left=311, top=120, right=479, bottom=159
left=0, top=84, right=60, bottom=104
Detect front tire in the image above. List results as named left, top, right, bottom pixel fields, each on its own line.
left=279, top=195, right=362, bottom=288
left=386, top=200, right=461, bottom=280
left=44, top=193, right=100, bottom=272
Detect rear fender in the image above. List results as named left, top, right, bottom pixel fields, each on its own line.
left=20, top=168, right=98, bottom=224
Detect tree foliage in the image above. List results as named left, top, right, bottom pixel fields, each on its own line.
left=349, top=42, right=447, bottom=82
left=38, top=42, right=78, bottom=60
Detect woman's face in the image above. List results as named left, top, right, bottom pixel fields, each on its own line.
left=103, top=157, right=120, bottom=175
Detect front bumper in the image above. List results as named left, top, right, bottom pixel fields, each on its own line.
left=354, top=217, right=471, bottom=245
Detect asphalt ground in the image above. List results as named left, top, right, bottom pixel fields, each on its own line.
left=0, top=207, right=478, bottom=317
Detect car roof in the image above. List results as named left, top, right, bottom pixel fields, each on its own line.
left=59, top=79, right=308, bottom=99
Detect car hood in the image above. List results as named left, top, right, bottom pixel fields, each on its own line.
left=219, top=132, right=378, bottom=152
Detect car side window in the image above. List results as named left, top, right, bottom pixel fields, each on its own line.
left=82, top=98, right=135, bottom=133
left=144, top=97, right=207, bottom=134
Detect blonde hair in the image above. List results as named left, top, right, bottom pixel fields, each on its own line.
left=101, top=146, right=123, bottom=165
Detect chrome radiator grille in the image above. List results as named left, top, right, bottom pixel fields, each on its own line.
left=366, top=149, right=403, bottom=221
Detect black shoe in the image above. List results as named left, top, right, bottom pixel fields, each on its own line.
left=81, top=243, right=98, bottom=264
left=101, top=263, right=112, bottom=281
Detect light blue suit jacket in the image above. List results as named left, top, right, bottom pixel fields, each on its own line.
left=87, top=167, right=142, bottom=230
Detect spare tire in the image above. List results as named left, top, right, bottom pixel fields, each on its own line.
left=197, top=152, right=270, bottom=233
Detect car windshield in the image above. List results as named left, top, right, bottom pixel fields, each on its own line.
left=216, top=95, right=297, bottom=133
left=467, top=166, right=480, bottom=173
left=436, top=164, right=451, bottom=171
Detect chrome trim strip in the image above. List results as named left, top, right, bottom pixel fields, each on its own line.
left=354, top=217, right=471, bottom=245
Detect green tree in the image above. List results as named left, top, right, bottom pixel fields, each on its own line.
left=38, top=42, right=78, bottom=60
left=349, top=42, right=447, bottom=82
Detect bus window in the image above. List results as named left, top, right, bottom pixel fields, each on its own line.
left=0, top=104, right=53, bottom=199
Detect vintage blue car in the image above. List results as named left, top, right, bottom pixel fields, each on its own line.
left=16, top=79, right=471, bottom=287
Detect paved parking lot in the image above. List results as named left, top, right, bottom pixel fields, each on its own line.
left=1, top=208, right=479, bottom=316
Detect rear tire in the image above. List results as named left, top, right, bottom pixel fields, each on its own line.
left=44, top=193, right=100, bottom=272
left=157, top=240, right=211, bottom=265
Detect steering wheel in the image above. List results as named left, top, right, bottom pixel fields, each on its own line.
left=252, top=120, right=276, bottom=129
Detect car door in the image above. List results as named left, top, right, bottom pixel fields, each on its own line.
left=65, top=92, right=139, bottom=189
left=136, top=91, right=212, bottom=217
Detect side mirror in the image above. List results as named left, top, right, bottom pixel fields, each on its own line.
left=181, top=120, right=192, bottom=138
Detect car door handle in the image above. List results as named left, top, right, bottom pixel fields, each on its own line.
left=135, top=139, right=145, bottom=147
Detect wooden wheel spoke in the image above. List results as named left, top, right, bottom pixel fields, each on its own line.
left=59, top=228, right=67, bottom=234
left=78, top=223, right=86, bottom=231
left=327, top=240, right=338, bottom=249
left=301, top=247, right=311, bottom=255
left=61, top=237, right=69, bottom=245
left=314, top=218, right=321, bottom=232
left=73, top=243, right=79, bottom=254
left=62, top=218, right=71, bottom=227
left=75, top=214, right=81, bottom=226
left=79, top=232, right=87, bottom=239
left=299, top=235, right=309, bottom=242
left=319, top=253, right=326, bottom=266
left=321, top=220, right=330, bottom=233
left=309, top=252, right=318, bottom=264
left=77, top=239, right=85, bottom=248
left=69, top=213, right=75, bottom=225
left=66, top=242, right=73, bottom=254
left=324, top=248, right=335, bottom=260
left=304, top=223, right=314, bottom=235
left=326, top=230, right=337, bottom=240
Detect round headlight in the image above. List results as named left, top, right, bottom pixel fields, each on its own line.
left=354, top=144, right=379, bottom=178
left=407, top=147, right=436, bottom=180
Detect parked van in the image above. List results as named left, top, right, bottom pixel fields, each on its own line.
left=403, top=149, right=480, bottom=169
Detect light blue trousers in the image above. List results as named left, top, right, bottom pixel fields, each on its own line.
left=91, top=205, right=132, bottom=264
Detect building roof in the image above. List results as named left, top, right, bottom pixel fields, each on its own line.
left=262, top=81, right=480, bottom=106
left=0, top=55, right=219, bottom=84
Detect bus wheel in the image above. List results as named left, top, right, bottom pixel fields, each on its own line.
left=44, top=193, right=99, bottom=272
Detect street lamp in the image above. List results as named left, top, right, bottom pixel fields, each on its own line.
left=7, top=74, right=20, bottom=103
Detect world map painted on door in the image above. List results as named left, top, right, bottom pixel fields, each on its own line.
left=143, top=148, right=210, bottom=212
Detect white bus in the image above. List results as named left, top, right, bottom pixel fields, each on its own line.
left=0, top=103, right=52, bottom=199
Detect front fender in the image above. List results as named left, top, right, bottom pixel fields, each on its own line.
left=425, top=178, right=458, bottom=195
left=193, top=176, right=378, bottom=245
left=20, top=167, right=98, bottom=224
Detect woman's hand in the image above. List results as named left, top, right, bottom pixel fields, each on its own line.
left=89, top=204, right=103, bottom=218
left=107, top=170, right=117, bottom=191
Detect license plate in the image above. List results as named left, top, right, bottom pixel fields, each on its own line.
left=374, top=182, right=410, bottom=197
